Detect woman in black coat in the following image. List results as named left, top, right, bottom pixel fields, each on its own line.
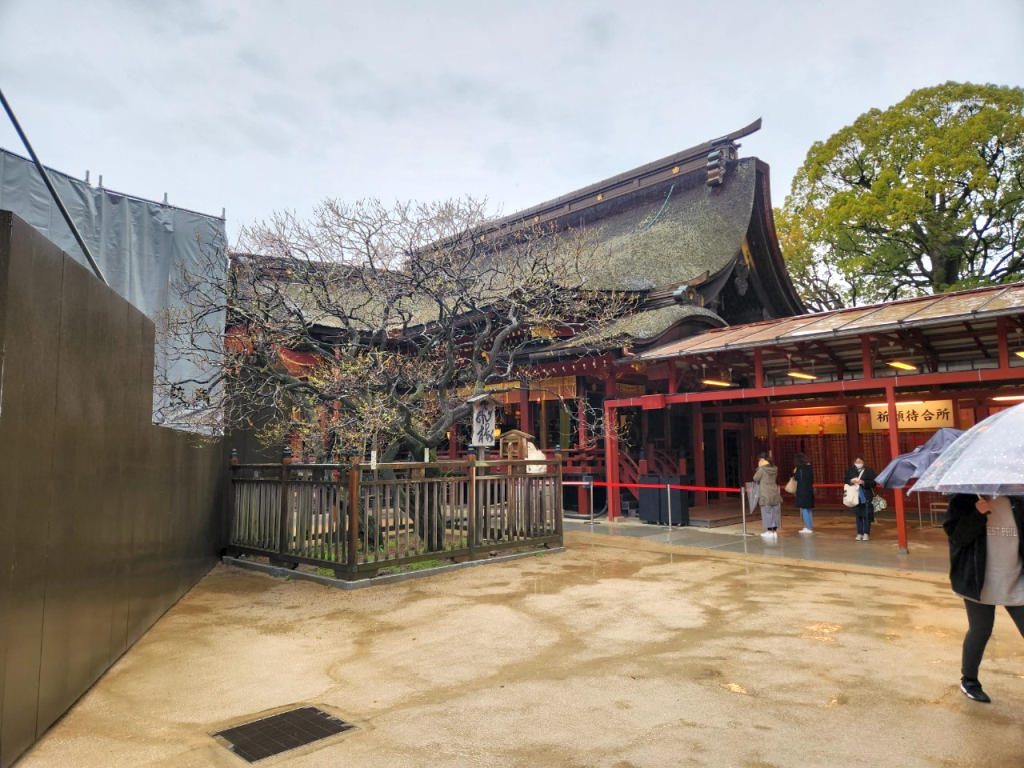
left=844, top=454, right=877, bottom=541
left=943, top=493, right=1024, bottom=702
left=792, top=453, right=815, bottom=534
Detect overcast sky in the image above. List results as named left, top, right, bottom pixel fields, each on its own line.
left=1, top=0, right=1021, bottom=240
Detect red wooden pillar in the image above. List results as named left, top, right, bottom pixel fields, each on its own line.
left=886, top=384, right=909, bottom=553
left=691, top=403, right=706, bottom=507
left=604, top=375, right=620, bottom=520
left=845, top=407, right=859, bottom=468
left=577, top=395, right=590, bottom=515
left=715, top=418, right=726, bottom=504
left=605, top=401, right=620, bottom=520
left=639, top=409, right=650, bottom=474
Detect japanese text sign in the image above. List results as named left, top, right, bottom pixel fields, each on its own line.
left=868, top=400, right=954, bottom=430
left=471, top=400, right=497, bottom=447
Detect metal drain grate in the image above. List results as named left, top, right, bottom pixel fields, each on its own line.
left=213, top=706, right=353, bottom=763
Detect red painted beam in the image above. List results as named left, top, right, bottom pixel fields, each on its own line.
left=605, top=365, right=1024, bottom=409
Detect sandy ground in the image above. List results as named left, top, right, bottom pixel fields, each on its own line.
left=17, top=533, right=1024, bottom=768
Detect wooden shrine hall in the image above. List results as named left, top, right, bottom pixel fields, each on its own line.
left=471, top=122, right=1024, bottom=553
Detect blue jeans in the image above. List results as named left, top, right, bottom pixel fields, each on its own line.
left=800, top=508, right=813, bottom=530
left=856, top=506, right=872, bottom=535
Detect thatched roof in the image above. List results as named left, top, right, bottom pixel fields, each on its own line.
left=537, top=303, right=725, bottom=356
left=573, top=159, right=757, bottom=291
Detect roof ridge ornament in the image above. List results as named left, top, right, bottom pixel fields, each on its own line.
left=707, top=136, right=739, bottom=187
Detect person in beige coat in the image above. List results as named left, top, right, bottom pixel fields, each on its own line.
left=753, top=452, right=782, bottom=540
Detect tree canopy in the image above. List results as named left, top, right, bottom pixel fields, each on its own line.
left=779, top=81, right=1024, bottom=311
left=158, top=198, right=629, bottom=460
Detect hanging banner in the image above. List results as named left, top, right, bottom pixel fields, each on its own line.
left=471, top=400, right=497, bottom=447
left=868, top=400, right=954, bottom=430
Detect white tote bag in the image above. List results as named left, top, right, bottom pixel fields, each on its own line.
left=843, top=470, right=864, bottom=508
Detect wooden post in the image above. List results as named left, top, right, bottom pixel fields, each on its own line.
left=861, top=336, right=874, bottom=380
left=577, top=396, right=590, bottom=516
left=605, top=401, right=620, bottom=520
left=692, top=403, right=706, bottom=507
left=715, top=418, right=726, bottom=503
left=886, top=384, right=909, bottom=553
left=467, top=454, right=477, bottom=557
left=544, top=399, right=553, bottom=449
left=519, top=381, right=533, bottom=436
left=346, top=457, right=360, bottom=578
left=754, top=349, right=764, bottom=388
left=228, top=449, right=239, bottom=548
left=277, top=447, right=292, bottom=559
left=997, top=317, right=1010, bottom=370
left=554, top=444, right=564, bottom=540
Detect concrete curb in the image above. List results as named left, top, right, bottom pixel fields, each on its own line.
left=222, top=546, right=566, bottom=590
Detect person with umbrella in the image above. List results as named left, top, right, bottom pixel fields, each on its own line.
left=913, top=403, right=1024, bottom=703
left=845, top=454, right=877, bottom=541
left=943, top=494, right=1024, bottom=702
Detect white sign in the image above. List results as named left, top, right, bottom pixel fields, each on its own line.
left=471, top=400, right=497, bottom=447
left=868, top=400, right=954, bottom=430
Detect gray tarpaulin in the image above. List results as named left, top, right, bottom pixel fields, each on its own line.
left=0, top=147, right=226, bottom=430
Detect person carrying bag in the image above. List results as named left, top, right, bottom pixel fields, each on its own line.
left=844, top=455, right=877, bottom=541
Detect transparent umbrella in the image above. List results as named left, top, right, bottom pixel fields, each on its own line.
left=912, top=403, right=1024, bottom=496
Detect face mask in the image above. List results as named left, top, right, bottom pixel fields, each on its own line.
left=854, top=462, right=864, bottom=469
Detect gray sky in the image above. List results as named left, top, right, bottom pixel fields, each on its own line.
left=1, top=0, right=1021, bottom=240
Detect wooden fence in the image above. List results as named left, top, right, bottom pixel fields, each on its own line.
left=228, top=457, right=563, bottom=579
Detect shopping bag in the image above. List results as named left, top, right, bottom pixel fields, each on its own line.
left=843, top=483, right=860, bottom=508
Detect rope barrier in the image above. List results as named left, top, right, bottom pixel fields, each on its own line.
left=562, top=480, right=743, bottom=493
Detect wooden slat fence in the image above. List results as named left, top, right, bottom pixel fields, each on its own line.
left=228, top=457, right=563, bottom=579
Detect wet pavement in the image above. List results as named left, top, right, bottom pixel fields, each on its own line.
left=17, top=536, right=1024, bottom=768
left=567, top=509, right=951, bottom=575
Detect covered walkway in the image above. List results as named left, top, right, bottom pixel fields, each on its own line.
left=603, top=282, right=1024, bottom=555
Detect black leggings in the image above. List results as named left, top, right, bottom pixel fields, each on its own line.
left=962, top=600, right=1024, bottom=680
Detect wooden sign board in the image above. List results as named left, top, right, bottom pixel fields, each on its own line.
left=868, top=400, right=954, bottom=430
left=471, top=399, right=497, bottom=447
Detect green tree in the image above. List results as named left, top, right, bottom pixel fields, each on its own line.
left=780, top=81, right=1024, bottom=310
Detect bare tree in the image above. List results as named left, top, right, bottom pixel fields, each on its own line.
left=157, top=197, right=632, bottom=461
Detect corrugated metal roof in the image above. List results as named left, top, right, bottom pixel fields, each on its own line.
left=635, top=283, right=1024, bottom=361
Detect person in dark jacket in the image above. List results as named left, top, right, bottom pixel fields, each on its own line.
left=844, top=454, right=877, bottom=541
left=943, top=493, right=1024, bottom=703
left=792, top=453, right=815, bottom=534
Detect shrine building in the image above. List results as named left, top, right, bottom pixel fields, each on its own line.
left=464, top=120, right=1024, bottom=553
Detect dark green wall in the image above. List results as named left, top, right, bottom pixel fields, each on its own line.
left=0, top=212, right=227, bottom=768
